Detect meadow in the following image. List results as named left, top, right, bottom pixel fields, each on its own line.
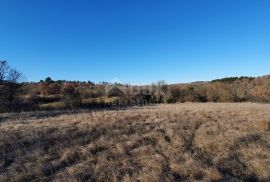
left=1, top=103, right=270, bottom=182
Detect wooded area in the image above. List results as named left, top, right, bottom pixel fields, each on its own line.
left=0, top=61, right=269, bottom=113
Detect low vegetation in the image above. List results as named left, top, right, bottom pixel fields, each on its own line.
left=1, top=103, right=270, bottom=181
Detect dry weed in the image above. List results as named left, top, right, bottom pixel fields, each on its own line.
left=0, top=103, right=270, bottom=181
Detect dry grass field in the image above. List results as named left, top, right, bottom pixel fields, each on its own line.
left=1, top=103, right=270, bottom=182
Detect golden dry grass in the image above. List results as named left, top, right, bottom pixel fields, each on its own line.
left=1, top=103, right=270, bottom=182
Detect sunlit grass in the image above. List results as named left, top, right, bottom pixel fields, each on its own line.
left=1, top=103, right=270, bottom=181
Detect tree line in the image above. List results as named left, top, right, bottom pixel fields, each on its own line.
left=0, top=61, right=270, bottom=113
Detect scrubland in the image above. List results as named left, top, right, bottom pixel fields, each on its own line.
left=1, top=103, right=270, bottom=182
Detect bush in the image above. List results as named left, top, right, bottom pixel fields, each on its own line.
left=61, top=83, right=82, bottom=108
left=63, top=95, right=82, bottom=108
left=164, top=95, right=176, bottom=103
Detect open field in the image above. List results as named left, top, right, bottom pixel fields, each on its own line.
left=1, top=103, right=270, bottom=182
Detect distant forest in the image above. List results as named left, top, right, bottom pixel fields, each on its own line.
left=1, top=61, right=270, bottom=113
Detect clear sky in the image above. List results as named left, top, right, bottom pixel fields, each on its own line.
left=0, top=0, right=270, bottom=84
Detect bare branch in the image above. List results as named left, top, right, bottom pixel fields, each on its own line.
left=7, top=68, right=22, bottom=83
left=0, top=60, right=9, bottom=83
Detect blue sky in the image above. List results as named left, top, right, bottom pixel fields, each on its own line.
left=0, top=0, right=270, bottom=84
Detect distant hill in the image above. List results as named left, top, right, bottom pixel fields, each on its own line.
left=1, top=69, right=270, bottom=113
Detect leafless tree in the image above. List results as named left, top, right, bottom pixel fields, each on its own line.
left=0, top=60, right=22, bottom=103
left=0, top=60, right=9, bottom=83
left=157, top=80, right=168, bottom=95
left=7, top=68, right=22, bottom=83
left=6, top=68, right=22, bottom=102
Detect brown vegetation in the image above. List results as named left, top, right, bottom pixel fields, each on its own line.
left=0, top=61, right=23, bottom=113
left=1, top=74, right=268, bottom=113
left=1, top=61, right=270, bottom=113
left=1, top=103, right=270, bottom=181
